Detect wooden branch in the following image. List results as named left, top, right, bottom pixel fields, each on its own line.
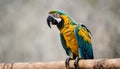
left=0, top=58, right=120, bottom=69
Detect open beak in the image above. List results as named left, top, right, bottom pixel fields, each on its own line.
left=47, top=15, right=58, bottom=28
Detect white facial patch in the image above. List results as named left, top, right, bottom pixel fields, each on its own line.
left=54, top=17, right=62, bottom=23
left=50, top=14, right=62, bottom=23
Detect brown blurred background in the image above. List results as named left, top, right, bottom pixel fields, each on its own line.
left=0, top=0, right=120, bottom=62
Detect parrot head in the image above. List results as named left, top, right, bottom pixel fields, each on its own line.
left=47, top=10, right=77, bottom=29
left=47, top=10, right=65, bottom=29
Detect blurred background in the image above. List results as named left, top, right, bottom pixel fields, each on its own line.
left=0, top=0, right=120, bottom=63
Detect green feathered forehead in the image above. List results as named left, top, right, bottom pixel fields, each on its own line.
left=48, top=10, right=66, bottom=15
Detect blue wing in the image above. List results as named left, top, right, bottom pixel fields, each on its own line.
left=60, top=33, right=71, bottom=56
left=74, top=24, right=94, bottom=59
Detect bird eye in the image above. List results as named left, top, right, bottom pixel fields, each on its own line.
left=51, top=13, right=60, bottom=18
left=55, top=13, right=58, bottom=15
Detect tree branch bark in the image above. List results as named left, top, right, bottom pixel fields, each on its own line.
left=0, top=58, right=120, bottom=69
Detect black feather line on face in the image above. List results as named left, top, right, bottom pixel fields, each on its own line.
left=57, top=18, right=64, bottom=29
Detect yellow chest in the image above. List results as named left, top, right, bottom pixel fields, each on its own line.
left=60, top=25, right=78, bottom=55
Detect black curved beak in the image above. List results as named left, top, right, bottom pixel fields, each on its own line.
left=47, top=15, right=58, bottom=28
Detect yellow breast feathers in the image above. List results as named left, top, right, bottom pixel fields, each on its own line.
left=59, top=15, right=79, bottom=55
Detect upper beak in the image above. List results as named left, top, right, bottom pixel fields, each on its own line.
left=47, top=15, right=58, bottom=28
left=47, top=15, right=52, bottom=28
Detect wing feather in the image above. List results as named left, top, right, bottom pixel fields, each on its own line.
left=74, top=24, right=94, bottom=59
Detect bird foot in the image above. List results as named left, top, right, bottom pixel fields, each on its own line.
left=65, top=57, right=72, bottom=69
left=74, top=57, right=81, bottom=69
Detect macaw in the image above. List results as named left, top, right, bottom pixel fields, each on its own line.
left=47, top=10, right=94, bottom=69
